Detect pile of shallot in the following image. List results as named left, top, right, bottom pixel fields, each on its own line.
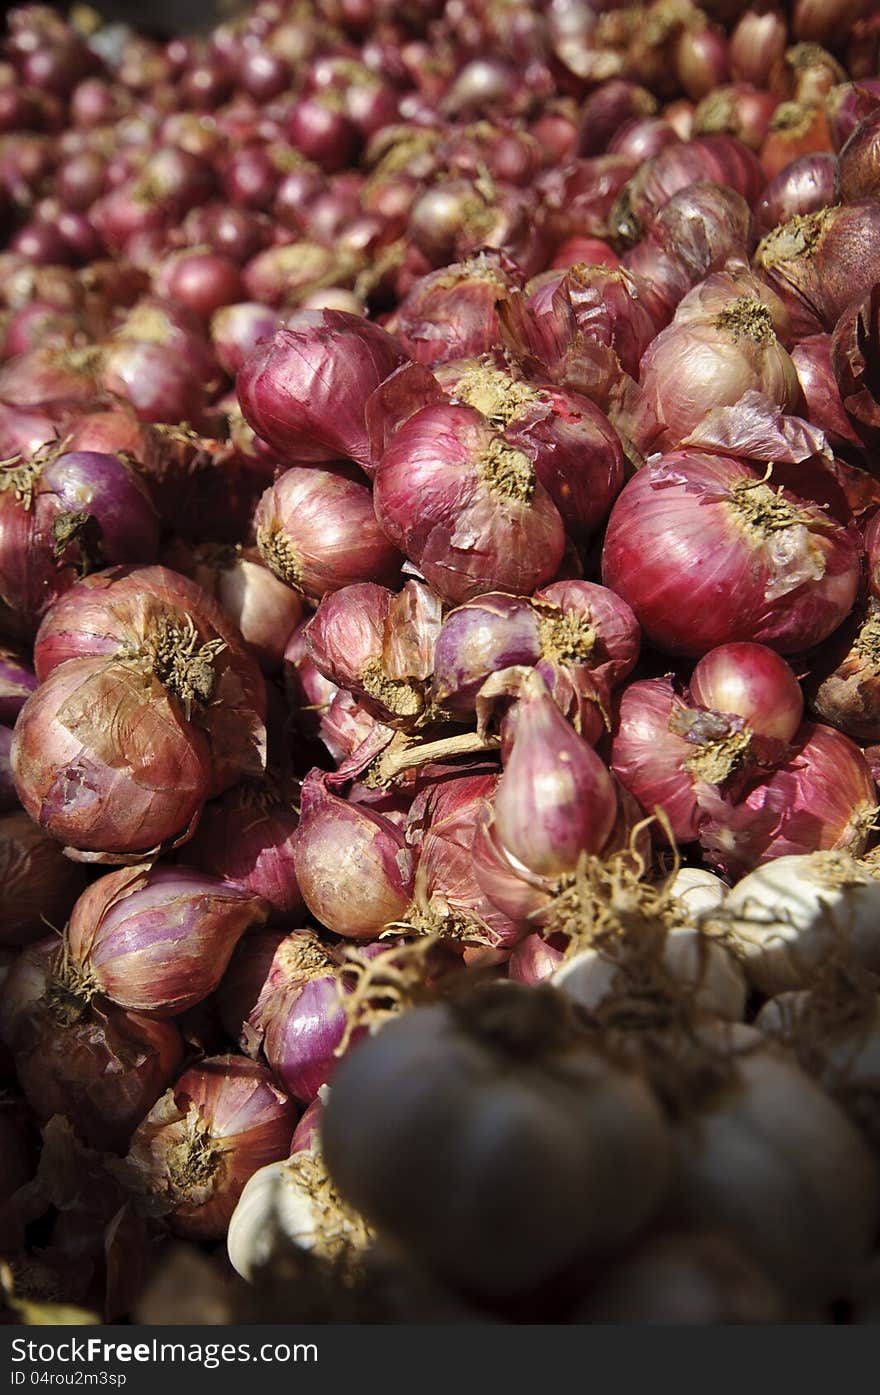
left=6, top=0, right=880, bottom=1327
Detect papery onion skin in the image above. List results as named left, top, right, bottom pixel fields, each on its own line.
left=698, top=722, right=877, bottom=878
left=0, top=938, right=183, bottom=1153
left=374, top=402, right=565, bottom=606
left=791, top=334, right=865, bottom=453
left=754, top=153, right=840, bottom=235
left=405, top=770, right=522, bottom=950
left=611, top=135, right=764, bottom=245
left=293, top=769, right=414, bottom=939
left=236, top=312, right=406, bottom=469
left=256, top=464, right=402, bottom=604
left=392, top=254, right=520, bottom=367
left=248, top=929, right=353, bottom=1102
left=601, top=453, right=860, bottom=657
left=838, top=106, right=880, bottom=200
left=431, top=593, right=541, bottom=717
left=31, top=564, right=267, bottom=796
left=628, top=291, right=801, bottom=454
left=689, top=643, right=804, bottom=742
left=0, top=810, right=88, bottom=946
left=159, top=541, right=305, bottom=675
left=11, top=654, right=213, bottom=857
left=0, top=448, right=160, bottom=642
left=611, top=678, right=709, bottom=844
left=507, top=933, right=564, bottom=985
left=65, top=863, right=269, bottom=1016
left=754, top=201, right=880, bottom=338
left=492, top=672, right=618, bottom=878
left=439, top=356, right=626, bottom=544
left=186, top=784, right=304, bottom=921
left=0, top=646, right=37, bottom=724
left=125, top=1055, right=297, bottom=1240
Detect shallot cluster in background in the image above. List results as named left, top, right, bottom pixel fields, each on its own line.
left=4, top=0, right=880, bottom=1327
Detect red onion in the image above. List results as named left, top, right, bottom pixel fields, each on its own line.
left=537, top=155, right=635, bottom=249
left=241, top=239, right=361, bottom=307
left=0, top=809, right=87, bottom=946
left=11, top=653, right=213, bottom=858
left=392, top=253, right=521, bottom=367
left=216, top=928, right=286, bottom=1043
left=622, top=181, right=755, bottom=329
left=210, top=302, right=279, bottom=377
left=794, top=0, right=872, bottom=47
left=698, top=722, right=878, bottom=877
left=305, top=579, right=440, bottom=729
left=839, top=108, right=880, bottom=200
left=690, top=643, right=804, bottom=741
left=759, top=101, right=833, bottom=181
left=222, top=145, right=280, bottom=212
left=27, top=566, right=266, bottom=819
left=155, top=251, right=244, bottom=323
left=831, top=284, right=880, bottom=446
left=434, top=355, right=625, bottom=543
left=237, top=311, right=406, bottom=469
left=432, top=581, right=638, bottom=735
left=508, top=932, right=564, bottom=984
left=293, top=767, right=414, bottom=938
left=0, top=937, right=183, bottom=1152
left=611, top=677, right=717, bottom=843
left=0, top=643, right=37, bottom=721
left=99, top=338, right=209, bottom=427
left=484, top=668, right=617, bottom=884
left=290, top=1095, right=323, bottom=1153
left=160, top=540, right=304, bottom=674
left=244, top=928, right=353, bottom=1101
left=374, top=402, right=564, bottom=606
left=730, top=9, right=788, bottom=87
left=774, top=42, right=846, bottom=106
left=186, top=781, right=304, bottom=921
left=124, top=1055, right=296, bottom=1239
left=405, top=770, right=522, bottom=948
left=827, top=79, right=880, bottom=150
left=287, top=93, right=360, bottom=173
left=808, top=603, right=880, bottom=741
left=602, top=453, right=860, bottom=657
left=551, top=236, right=620, bottom=270
left=9, top=220, right=72, bottom=266
left=610, top=135, right=764, bottom=245
left=2, top=301, right=81, bottom=359
left=576, top=81, right=657, bottom=157
left=611, top=646, right=804, bottom=841
left=238, top=48, right=290, bottom=102
left=791, top=334, right=864, bottom=453
left=628, top=281, right=800, bottom=454
left=182, top=206, right=270, bottom=269
left=0, top=447, right=159, bottom=642
left=0, top=346, right=100, bottom=407
left=255, top=464, right=400, bottom=603
left=755, top=153, right=840, bottom=235
left=431, top=592, right=542, bottom=718
left=0, top=402, right=67, bottom=464
left=285, top=617, right=390, bottom=766
left=608, top=117, right=681, bottom=162
left=674, top=21, right=728, bottom=99
left=63, top=863, right=268, bottom=1016
left=754, top=201, right=880, bottom=338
